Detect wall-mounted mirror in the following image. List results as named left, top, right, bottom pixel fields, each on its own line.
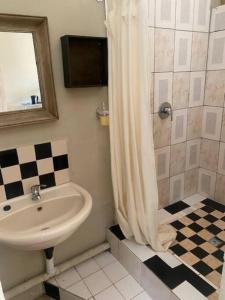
left=0, top=14, right=58, bottom=128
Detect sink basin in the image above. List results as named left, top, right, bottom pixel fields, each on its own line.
left=0, top=182, right=92, bottom=251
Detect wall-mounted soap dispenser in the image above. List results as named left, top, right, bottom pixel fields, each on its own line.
left=96, top=102, right=109, bottom=126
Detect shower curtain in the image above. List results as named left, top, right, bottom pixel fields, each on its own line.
left=105, top=0, right=176, bottom=251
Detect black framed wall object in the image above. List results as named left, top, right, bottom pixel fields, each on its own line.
left=61, top=35, right=108, bottom=88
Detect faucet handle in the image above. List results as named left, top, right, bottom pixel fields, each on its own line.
left=31, top=184, right=47, bottom=193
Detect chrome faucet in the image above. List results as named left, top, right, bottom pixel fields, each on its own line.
left=31, top=184, right=46, bottom=201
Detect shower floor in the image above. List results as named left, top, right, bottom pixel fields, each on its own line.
left=107, top=194, right=225, bottom=300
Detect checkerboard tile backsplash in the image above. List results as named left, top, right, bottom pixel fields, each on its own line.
left=0, top=140, right=70, bottom=201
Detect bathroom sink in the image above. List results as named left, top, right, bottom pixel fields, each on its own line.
left=0, top=182, right=92, bottom=251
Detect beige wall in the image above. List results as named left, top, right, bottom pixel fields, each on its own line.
left=0, top=0, right=114, bottom=291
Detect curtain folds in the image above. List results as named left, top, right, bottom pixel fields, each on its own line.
left=105, top=0, right=176, bottom=251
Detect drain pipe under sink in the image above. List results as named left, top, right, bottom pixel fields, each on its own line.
left=44, top=248, right=55, bottom=276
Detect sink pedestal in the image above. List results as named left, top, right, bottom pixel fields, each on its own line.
left=44, top=247, right=55, bottom=276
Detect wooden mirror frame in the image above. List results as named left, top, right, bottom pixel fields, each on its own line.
left=0, top=14, right=58, bottom=128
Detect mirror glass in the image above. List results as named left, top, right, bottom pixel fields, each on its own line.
left=0, top=32, right=42, bottom=113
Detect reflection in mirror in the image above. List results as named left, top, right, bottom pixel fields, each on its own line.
left=0, top=32, right=42, bottom=113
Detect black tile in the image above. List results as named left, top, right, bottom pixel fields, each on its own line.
left=39, top=173, right=56, bottom=188
left=53, top=155, right=69, bottom=171
left=0, top=149, right=19, bottom=168
left=4, top=181, right=24, bottom=200
left=193, top=261, right=213, bottom=276
left=201, top=205, right=214, bottom=213
left=221, top=216, right=225, bottom=222
left=20, top=162, right=38, bottom=179
left=189, top=234, right=205, bottom=245
left=170, top=244, right=187, bottom=256
left=204, top=214, right=218, bottom=223
left=164, top=201, right=189, bottom=214
left=216, top=265, right=223, bottom=274
left=186, top=212, right=201, bottom=222
left=212, top=249, right=224, bottom=262
left=188, top=223, right=203, bottom=233
left=171, top=220, right=186, bottom=230
left=191, top=247, right=208, bottom=259
left=206, top=224, right=221, bottom=235
left=110, top=225, right=125, bottom=240
left=176, top=231, right=186, bottom=242
left=202, top=198, right=225, bottom=213
left=44, top=282, right=60, bottom=300
left=0, top=170, right=3, bottom=185
left=35, top=143, right=52, bottom=160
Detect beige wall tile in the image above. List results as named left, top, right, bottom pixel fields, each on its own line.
left=205, top=71, right=225, bottom=107
left=191, top=32, right=208, bottom=71
left=187, top=107, right=202, bottom=140
left=200, top=139, right=219, bottom=172
left=170, top=173, right=185, bottom=203
left=184, top=168, right=198, bottom=198
left=218, top=142, right=225, bottom=175
left=215, top=174, right=225, bottom=205
left=155, top=146, right=171, bottom=180
left=155, top=29, right=175, bottom=72
left=170, top=142, right=186, bottom=176
left=157, top=178, right=170, bottom=208
left=153, top=114, right=171, bottom=148
left=198, top=168, right=216, bottom=198
left=185, top=139, right=200, bottom=170
left=202, top=106, right=223, bottom=141
left=173, top=72, right=190, bottom=109
left=171, top=109, right=187, bottom=144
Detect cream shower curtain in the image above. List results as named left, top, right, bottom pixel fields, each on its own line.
left=105, top=0, right=176, bottom=251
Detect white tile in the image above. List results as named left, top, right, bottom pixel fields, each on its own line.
left=174, top=31, right=192, bottom=72
left=182, top=194, right=205, bottom=206
left=208, top=31, right=225, bottom=70
left=154, top=72, right=173, bottom=113
left=189, top=72, right=205, bottom=108
left=171, top=109, right=187, bottom=144
left=156, top=252, right=181, bottom=268
left=155, top=146, right=170, bottom=180
left=37, top=158, right=54, bottom=175
left=193, top=0, right=211, bottom=32
left=170, top=173, right=185, bottom=203
left=94, top=286, right=124, bottom=300
left=211, top=6, right=225, bottom=32
left=122, top=239, right=155, bottom=262
left=55, top=268, right=81, bottom=289
left=94, top=251, right=116, bottom=268
left=103, top=261, right=128, bottom=283
left=133, top=291, right=153, bottom=300
left=51, top=139, right=67, bottom=157
left=84, top=270, right=111, bottom=295
left=76, top=258, right=100, bottom=278
left=67, top=281, right=91, bottom=299
left=191, top=33, right=208, bottom=71
left=17, top=145, right=36, bottom=164
left=202, top=106, right=223, bottom=141
left=1, top=165, right=21, bottom=184
left=173, top=281, right=206, bottom=300
left=155, top=0, right=176, bottom=29
left=115, top=275, right=143, bottom=300
left=176, top=0, right=194, bottom=31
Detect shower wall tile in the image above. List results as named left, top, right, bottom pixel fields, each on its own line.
left=215, top=174, right=225, bottom=205
left=208, top=31, right=225, bottom=70
left=204, top=71, right=225, bottom=107
left=157, top=178, right=170, bottom=208
left=198, top=168, right=216, bottom=198
left=191, top=33, right=208, bottom=72
left=193, top=0, right=211, bottom=32
left=154, top=72, right=173, bottom=113
left=170, top=142, right=186, bottom=176
left=221, top=110, right=225, bottom=142
left=153, top=114, right=171, bottom=148
left=155, top=29, right=175, bottom=72
left=171, top=109, right=187, bottom=144
left=202, top=106, right=223, bottom=140
left=218, top=142, right=225, bottom=175
left=185, top=139, right=200, bottom=171
left=187, top=107, right=203, bottom=140
left=184, top=168, right=198, bottom=198
left=174, top=31, right=192, bottom=72
left=155, top=0, right=176, bottom=29
left=200, top=139, right=219, bottom=172
left=170, top=173, right=185, bottom=203
left=211, top=6, right=225, bottom=33
left=155, top=146, right=170, bottom=180
left=173, top=72, right=190, bottom=109
left=189, top=72, right=206, bottom=107
left=176, top=0, right=194, bottom=31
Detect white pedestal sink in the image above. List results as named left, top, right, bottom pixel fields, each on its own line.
left=0, top=182, right=92, bottom=251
